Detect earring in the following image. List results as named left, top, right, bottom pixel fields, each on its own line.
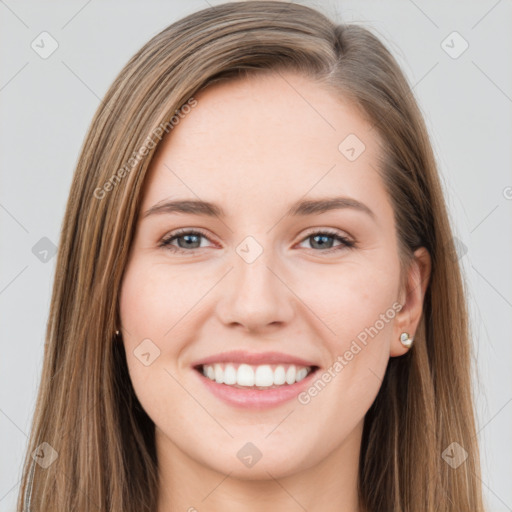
left=115, top=330, right=120, bottom=337
left=399, top=332, right=414, bottom=348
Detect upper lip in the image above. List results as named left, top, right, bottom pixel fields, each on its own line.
left=192, top=350, right=319, bottom=368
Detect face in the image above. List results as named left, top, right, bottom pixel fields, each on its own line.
left=119, top=71, right=421, bottom=480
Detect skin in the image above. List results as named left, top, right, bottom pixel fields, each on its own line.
left=119, top=70, right=431, bottom=512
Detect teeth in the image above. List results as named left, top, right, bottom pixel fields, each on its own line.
left=237, top=364, right=254, bottom=386
left=274, top=366, right=286, bottom=385
left=201, top=363, right=313, bottom=388
left=254, top=365, right=274, bottom=387
left=214, top=364, right=224, bottom=384
left=285, top=365, right=296, bottom=385
left=223, top=364, right=237, bottom=385
left=296, top=367, right=308, bottom=381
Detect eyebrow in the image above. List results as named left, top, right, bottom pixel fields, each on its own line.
left=142, top=196, right=375, bottom=220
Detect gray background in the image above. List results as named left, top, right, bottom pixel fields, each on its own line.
left=1, top=1, right=511, bottom=510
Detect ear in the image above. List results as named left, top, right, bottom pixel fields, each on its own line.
left=390, top=247, right=432, bottom=357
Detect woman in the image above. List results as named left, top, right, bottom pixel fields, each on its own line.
left=17, top=1, right=486, bottom=511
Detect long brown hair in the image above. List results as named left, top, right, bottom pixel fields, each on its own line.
left=17, top=2, right=485, bottom=510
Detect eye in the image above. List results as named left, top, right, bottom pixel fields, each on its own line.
left=159, top=228, right=214, bottom=254
left=297, top=229, right=355, bottom=253
left=159, top=228, right=355, bottom=255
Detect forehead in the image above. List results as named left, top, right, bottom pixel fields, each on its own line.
left=141, top=71, right=388, bottom=219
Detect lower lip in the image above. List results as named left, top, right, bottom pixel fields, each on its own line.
left=194, top=368, right=319, bottom=409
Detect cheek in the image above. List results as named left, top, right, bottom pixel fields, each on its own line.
left=119, top=258, right=207, bottom=342
left=292, top=256, right=400, bottom=353
left=118, top=257, right=220, bottom=418
left=288, top=260, right=399, bottom=445
left=119, top=260, right=180, bottom=409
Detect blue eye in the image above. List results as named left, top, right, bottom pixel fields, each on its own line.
left=160, top=229, right=210, bottom=252
left=299, top=230, right=355, bottom=253
left=159, top=229, right=354, bottom=255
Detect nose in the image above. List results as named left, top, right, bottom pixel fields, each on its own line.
left=216, top=246, right=295, bottom=333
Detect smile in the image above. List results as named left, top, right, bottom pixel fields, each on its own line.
left=198, top=363, right=315, bottom=389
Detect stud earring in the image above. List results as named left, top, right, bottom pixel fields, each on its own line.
left=399, top=332, right=414, bottom=348
left=115, top=330, right=120, bottom=337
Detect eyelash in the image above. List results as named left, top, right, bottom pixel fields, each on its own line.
left=159, top=228, right=355, bottom=255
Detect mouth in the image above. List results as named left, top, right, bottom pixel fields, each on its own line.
left=194, top=363, right=319, bottom=390
left=191, top=350, right=321, bottom=408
